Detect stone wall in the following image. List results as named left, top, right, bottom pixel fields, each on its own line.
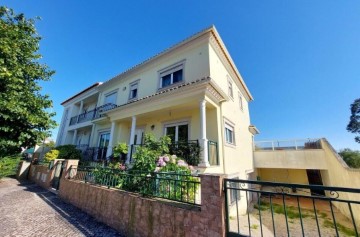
left=59, top=174, right=226, bottom=237
left=28, top=164, right=54, bottom=189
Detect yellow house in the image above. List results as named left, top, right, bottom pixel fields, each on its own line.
left=56, top=25, right=257, bottom=179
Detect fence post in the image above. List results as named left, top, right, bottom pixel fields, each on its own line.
left=199, top=174, right=226, bottom=237
left=61, top=159, right=79, bottom=179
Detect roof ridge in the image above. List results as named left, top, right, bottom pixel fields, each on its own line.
left=100, top=25, right=215, bottom=87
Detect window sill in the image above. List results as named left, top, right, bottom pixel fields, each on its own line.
left=224, top=142, right=236, bottom=149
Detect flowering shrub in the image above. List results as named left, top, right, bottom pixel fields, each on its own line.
left=91, top=133, right=199, bottom=202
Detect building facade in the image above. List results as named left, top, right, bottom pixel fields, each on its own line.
left=56, top=26, right=257, bottom=179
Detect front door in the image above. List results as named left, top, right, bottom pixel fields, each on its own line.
left=98, top=132, right=110, bottom=160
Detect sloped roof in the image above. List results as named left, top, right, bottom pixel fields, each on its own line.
left=61, top=82, right=102, bottom=105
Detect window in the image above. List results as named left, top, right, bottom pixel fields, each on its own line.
left=98, top=132, right=110, bottom=148
left=238, top=91, right=243, bottom=111
left=104, top=91, right=117, bottom=105
left=227, top=76, right=233, bottom=98
left=128, top=81, right=139, bottom=100
left=225, top=123, right=235, bottom=145
left=164, top=122, right=188, bottom=143
left=159, top=62, right=184, bottom=88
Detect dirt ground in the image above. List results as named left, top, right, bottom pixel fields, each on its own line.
left=229, top=196, right=359, bottom=237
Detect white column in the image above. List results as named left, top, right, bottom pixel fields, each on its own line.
left=77, top=101, right=84, bottom=123
left=126, top=116, right=137, bottom=163
left=199, top=100, right=210, bottom=167
left=106, top=121, right=116, bottom=157
left=72, top=129, right=78, bottom=145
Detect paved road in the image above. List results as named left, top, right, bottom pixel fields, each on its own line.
left=0, top=177, right=124, bottom=237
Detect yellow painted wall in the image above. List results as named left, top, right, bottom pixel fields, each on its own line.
left=258, top=168, right=311, bottom=196
left=254, top=149, right=328, bottom=169
left=208, top=44, right=254, bottom=179
left=99, top=37, right=210, bottom=108
left=319, top=139, right=360, bottom=225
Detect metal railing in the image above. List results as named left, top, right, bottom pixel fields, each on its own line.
left=255, top=138, right=322, bottom=151
left=224, top=179, right=360, bottom=237
left=69, top=166, right=201, bottom=205
left=69, top=103, right=117, bottom=126
left=80, top=147, right=108, bottom=162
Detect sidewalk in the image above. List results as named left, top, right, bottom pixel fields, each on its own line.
left=0, top=177, right=124, bottom=237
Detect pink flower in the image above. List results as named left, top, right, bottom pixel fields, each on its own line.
left=163, top=156, right=170, bottom=162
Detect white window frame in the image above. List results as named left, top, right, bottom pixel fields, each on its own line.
left=104, top=90, right=118, bottom=105
left=224, top=122, right=235, bottom=145
left=128, top=80, right=140, bottom=101
left=98, top=131, right=110, bottom=148
left=227, top=76, right=234, bottom=99
left=163, top=121, right=189, bottom=142
left=238, top=91, right=243, bottom=111
left=158, top=60, right=185, bottom=89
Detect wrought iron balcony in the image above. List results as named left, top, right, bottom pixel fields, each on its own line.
left=68, top=103, right=117, bottom=126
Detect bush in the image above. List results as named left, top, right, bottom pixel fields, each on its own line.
left=44, top=149, right=59, bottom=162
left=56, top=145, right=82, bottom=160
left=339, top=148, right=360, bottom=168
left=0, top=155, right=21, bottom=179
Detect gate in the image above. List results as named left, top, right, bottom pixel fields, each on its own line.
left=51, top=160, right=63, bottom=190
left=224, top=178, right=360, bottom=237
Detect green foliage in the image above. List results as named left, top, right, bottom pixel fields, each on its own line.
left=56, top=145, right=82, bottom=160
left=347, top=98, right=360, bottom=144
left=323, top=220, right=357, bottom=236
left=131, top=134, right=170, bottom=171
left=339, top=148, right=360, bottom=168
left=113, top=142, right=128, bottom=157
left=0, top=7, right=56, bottom=156
left=0, top=155, right=20, bottom=179
left=90, top=134, right=199, bottom=202
left=44, top=149, right=59, bottom=162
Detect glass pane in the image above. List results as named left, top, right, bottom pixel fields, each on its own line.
left=105, top=92, right=117, bottom=104
left=166, top=126, right=176, bottom=143
left=99, top=133, right=110, bottom=147
left=161, top=74, right=171, bottom=87
left=178, top=124, right=188, bottom=142
left=173, top=69, right=183, bottom=83
left=130, top=88, right=137, bottom=99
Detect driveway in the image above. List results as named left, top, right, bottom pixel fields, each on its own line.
left=0, top=177, right=124, bottom=237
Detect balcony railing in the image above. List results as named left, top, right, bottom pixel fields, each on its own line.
left=80, top=147, right=108, bottom=162
left=69, top=103, right=117, bottom=126
left=255, top=138, right=322, bottom=151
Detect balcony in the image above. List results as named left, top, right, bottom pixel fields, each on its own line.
left=69, top=103, right=117, bottom=126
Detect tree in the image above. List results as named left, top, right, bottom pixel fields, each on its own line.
left=347, top=98, right=360, bottom=144
left=338, top=148, right=360, bottom=168
left=0, top=7, right=56, bottom=157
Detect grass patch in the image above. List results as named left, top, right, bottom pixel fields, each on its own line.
left=323, top=220, right=358, bottom=236
left=254, top=200, right=311, bottom=219
left=0, top=155, right=21, bottom=179
left=250, top=224, right=259, bottom=230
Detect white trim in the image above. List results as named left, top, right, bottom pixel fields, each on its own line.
left=128, top=79, right=140, bottom=101
left=223, top=118, right=235, bottom=146
left=163, top=120, right=190, bottom=142
left=104, top=89, right=118, bottom=105
left=158, top=59, right=186, bottom=89
left=238, top=91, right=243, bottom=111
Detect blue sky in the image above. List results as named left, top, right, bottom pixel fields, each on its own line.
left=3, top=1, right=360, bottom=150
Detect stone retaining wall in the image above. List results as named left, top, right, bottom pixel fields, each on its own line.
left=59, top=174, right=226, bottom=237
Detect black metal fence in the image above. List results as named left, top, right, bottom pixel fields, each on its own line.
left=69, top=103, right=117, bottom=126
left=224, top=179, right=360, bottom=237
left=68, top=166, right=201, bottom=205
